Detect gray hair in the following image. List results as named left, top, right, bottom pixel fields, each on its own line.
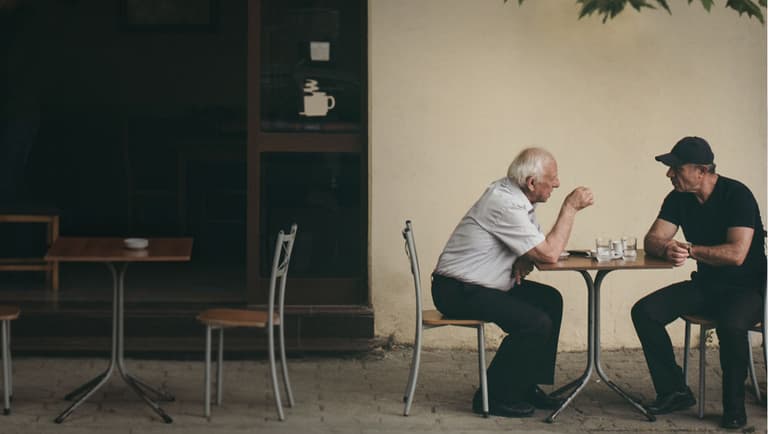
left=506, top=147, right=555, bottom=188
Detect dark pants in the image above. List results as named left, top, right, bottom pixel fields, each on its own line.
left=431, top=273, right=563, bottom=403
left=631, top=279, right=763, bottom=414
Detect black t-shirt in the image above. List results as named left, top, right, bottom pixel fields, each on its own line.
left=658, top=175, right=767, bottom=287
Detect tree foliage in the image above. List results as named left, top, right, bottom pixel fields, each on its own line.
left=509, top=0, right=767, bottom=23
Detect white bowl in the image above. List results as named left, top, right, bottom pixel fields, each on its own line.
left=124, top=238, right=149, bottom=250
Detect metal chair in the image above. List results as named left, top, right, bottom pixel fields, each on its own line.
left=401, top=220, right=489, bottom=417
left=682, top=289, right=766, bottom=418
left=197, top=224, right=297, bottom=421
left=0, top=305, right=20, bottom=415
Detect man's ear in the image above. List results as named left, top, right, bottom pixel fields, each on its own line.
left=525, top=176, right=536, bottom=192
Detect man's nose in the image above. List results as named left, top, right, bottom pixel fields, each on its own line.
left=666, top=167, right=674, bottom=178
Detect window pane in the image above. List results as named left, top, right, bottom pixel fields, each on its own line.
left=260, top=0, right=362, bottom=133
left=260, top=152, right=362, bottom=277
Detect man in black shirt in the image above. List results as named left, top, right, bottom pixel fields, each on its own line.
left=631, top=136, right=766, bottom=429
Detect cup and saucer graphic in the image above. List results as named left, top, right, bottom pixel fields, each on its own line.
left=299, top=79, right=336, bottom=117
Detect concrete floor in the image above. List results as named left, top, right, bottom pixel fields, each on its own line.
left=1, top=346, right=765, bottom=434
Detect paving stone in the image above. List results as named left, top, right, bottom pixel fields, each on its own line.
left=0, top=347, right=764, bottom=433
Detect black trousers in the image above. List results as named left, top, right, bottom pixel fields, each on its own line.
left=631, top=278, right=763, bottom=414
left=431, top=273, right=563, bottom=403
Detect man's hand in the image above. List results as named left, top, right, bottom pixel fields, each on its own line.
left=663, top=239, right=690, bottom=266
left=564, top=187, right=594, bottom=211
left=512, top=256, right=535, bottom=285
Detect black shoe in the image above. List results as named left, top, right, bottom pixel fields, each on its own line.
left=526, top=385, right=565, bottom=410
left=720, top=412, right=747, bottom=429
left=472, top=390, right=535, bottom=418
left=646, top=386, right=696, bottom=415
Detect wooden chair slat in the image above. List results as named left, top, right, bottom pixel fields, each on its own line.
left=0, top=305, right=20, bottom=321
left=197, top=308, right=278, bottom=328
left=422, top=309, right=485, bottom=326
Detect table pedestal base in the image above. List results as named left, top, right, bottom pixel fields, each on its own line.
left=54, top=263, right=175, bottom=424
left=546, top=270, right=656, bottom=423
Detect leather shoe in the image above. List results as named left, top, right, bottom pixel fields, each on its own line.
left=646, top=386, right=696, bottom=415
left=472, top=390, right=535, bottom=418
left=720, top=413, right=747, bottom=429
left=526, top=385, right=565, bottom=409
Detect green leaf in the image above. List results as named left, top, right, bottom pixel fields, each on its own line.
left=655, top=0, right=672, bottom=13
left=726, top=0, right=765, bottom=22
left=509, top=0, right=766, bottom=23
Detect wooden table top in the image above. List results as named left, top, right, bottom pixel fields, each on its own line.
left=535, top=250, right=674, bottom=272
left=45, top=237, right=193, bottom=262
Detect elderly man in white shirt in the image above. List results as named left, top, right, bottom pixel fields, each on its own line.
left=432, top=147, right=593, bottom=418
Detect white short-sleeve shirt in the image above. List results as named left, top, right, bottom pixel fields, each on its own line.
left=434, top=177, right=545, bottom=291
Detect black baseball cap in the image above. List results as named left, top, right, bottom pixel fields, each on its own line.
left=655, top=136, right=715, bottom=167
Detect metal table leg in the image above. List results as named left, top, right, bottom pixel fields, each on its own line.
left=592, top=270, right=655, bottom=422
left=547, top=270, right=655, bottom=422
left=546, top=270, right=596, bottom=423
left=55, top=263, right=173, bottom=424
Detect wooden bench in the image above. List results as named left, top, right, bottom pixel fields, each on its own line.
left=0, top=211, right=59, bottom=291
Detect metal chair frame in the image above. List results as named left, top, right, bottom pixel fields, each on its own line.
left=401, top=220, right=489, bottom=417
left=199, top=224, right=297, bottom=421
left=0, top=306, right=19, bottom=416
left=682, top=289, right=766, bottom=418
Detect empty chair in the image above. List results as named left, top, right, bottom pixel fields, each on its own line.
left=401, top=220, right=489, bottom=417
left=197, top=224, right=297, bottom=421
left=0, top=305, right=20, bottom=415
left=681, top=289, right=766, bottom=418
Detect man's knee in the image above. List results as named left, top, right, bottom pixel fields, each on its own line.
left=631, top=298, right=652, bottom=327
left=533, top=282, right=564, bottom=313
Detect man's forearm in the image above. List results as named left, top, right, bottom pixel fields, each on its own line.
left=689, top=244, right=746, bottom=267
left=644, top=234, right=670, bottom=258
left=544, top=204, right=577, bottom=254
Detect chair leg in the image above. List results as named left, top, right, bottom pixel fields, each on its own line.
left=683, top=321, right=691, bottom=387
left=2, top=321, right=10, bottom=415
left=698, top=326, right=706, bottom=419
left=278, top=323, right=294, bottom=407
left=268, top=326, right=284, bottom=421
left=403, top=324, right=423, bottom=416
left=204, top=325, right=211, bottom=418
left=477, top=325, right=489, bottom=418
left=763, top=325, right=767, bottom=403
left=402, top=331, right=418, bottom=403
left=747, top=331, right=761, bottom=402
left=216, top=328, right=223, bottom=406
left=5, top=321, right=11, bottom=401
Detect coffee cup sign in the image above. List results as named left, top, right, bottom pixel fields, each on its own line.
left=300, top=79, right=336, bottom=117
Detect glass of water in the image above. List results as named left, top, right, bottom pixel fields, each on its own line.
left=622, top=236, right=637, bottom=260
left=595, top=237, right=612, bottom=262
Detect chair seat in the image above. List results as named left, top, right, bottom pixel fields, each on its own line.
left=682, top=315, right=717, bottom=326
left=197, top=308, right=279, bottom=328
left=682, top=315, right=761, bottom=331
left=422, top=309, right=484, bottom=326
left=0, top=306, right=20, bottom=321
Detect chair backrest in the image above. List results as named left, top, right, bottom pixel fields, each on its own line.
left=402, top=220, right=424, bottom=320
left=268, top=224, right=298, bottom=328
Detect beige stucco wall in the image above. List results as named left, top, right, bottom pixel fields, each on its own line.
left=369, top=0, right=767, bottom=351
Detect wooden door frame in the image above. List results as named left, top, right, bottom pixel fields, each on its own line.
left=245, top=0, right=369, bottom=305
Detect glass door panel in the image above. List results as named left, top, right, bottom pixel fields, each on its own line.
left=260, top=0, right=362, bottom=133
left=259, top=152, right=362, bottom=278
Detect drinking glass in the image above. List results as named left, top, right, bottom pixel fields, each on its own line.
left=611, top=239, right=624, bottom=257
left=595, top=237, right=612, bottom=262
left=622, top=236, right=637, bottom=260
